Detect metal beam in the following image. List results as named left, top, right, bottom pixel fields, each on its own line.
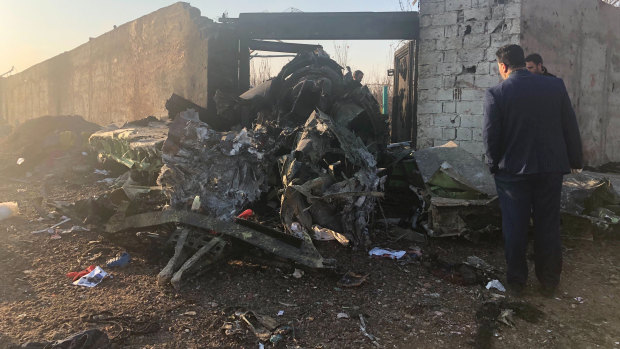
left=248, top=40, right=322, bottom=53
left=238, top=12, right=419, bottom=40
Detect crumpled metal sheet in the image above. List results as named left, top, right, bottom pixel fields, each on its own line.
left=413, top=142, right=497, bottom=198
left=105, top=209, right=334, bottom=269
left=89, top=119, right=168, bottom=178
left=561, top=172, right=620, bottom=239
left=428, top=196, right=501, bottom=238
left=157, top=111, right=274, bottom=221
left=279, top=110, right=383, bottom=247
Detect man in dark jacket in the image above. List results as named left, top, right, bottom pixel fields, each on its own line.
left=525, top=53, right=555, bottom=77
left=483, top=44, right=583, bottom=297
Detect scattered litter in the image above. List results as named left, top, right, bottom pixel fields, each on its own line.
left=369, top=247, right=407, bottom=260
left=106, top=252, right=131, bottom=268
left=222, top=310, right=280, bottom=341
left=60, top=225, right=90, bottom=234
left=312, top=225, right=350, bottom=246
left=94, top=169, right=110, bottom=175
left=191, top=195, right=201, bottom=211
left=292, top=268, right=304, bottom=279
left=290, top=222, right=305, bottom=238
left=337, top=271, right=369, bottom=288
left=498, top=309, right=515, bottom=327
left=259, top=343, right=265, bottom=349
left=237, top=209, right=254, bottom=219
left=183, top=311, right=197, bottom=316
left=337, top=312, right=350, bottom=319
left=31, top=217, right=71, bottom=234
left=73, top=266, right=109, bottom=287
left=574, top=297, right=584, bottom=304
left=16, top=158, right=25, bottom=165
left=66, top=265, right=96, bottom=281
left=50, top=233, right=62, bottom=240
left=269, top=334, right=283, bottom=344
left=277, top=310, right=284, bottom=316
left=0, top=202, right=19, bottom=221
left=486, top=280, right=506, bottom=292
left=359, top=314, right=380, bottom=347
left=97, top=178, right=116, bottom=185
left=17, top=329, right=110, bottom=349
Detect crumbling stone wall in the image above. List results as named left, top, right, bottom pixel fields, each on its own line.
left=417, top=0, right=522, bottom=156
left=520, top=0, right=620, bottom=166
left=0, top=2, right=237, bottom=126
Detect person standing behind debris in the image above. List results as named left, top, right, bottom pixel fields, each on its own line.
left=353, top=70, right=364, bottom=83
left=483, top=44, right=583, bottom=297
left=525, top=53, right=555, bottom=77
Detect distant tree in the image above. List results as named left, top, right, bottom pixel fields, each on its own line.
left=250, top=58, right=272, bottom=87
left=332, top=41, right=349, bottom=68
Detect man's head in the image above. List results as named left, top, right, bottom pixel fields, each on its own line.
left=495, top=44, right=526, bottom=80
left=353, top=70, right=364, bottom=82
left=525, top=53, right=545, bottom=74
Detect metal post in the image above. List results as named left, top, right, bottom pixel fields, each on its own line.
left=382, top=85, right=389, bottom=115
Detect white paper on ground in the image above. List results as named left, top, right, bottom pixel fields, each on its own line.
left=368, top=247, right=407, bottom=260
left=73, top=266, right=109, bottom=287
left=485, top=279, right=506, bottom=292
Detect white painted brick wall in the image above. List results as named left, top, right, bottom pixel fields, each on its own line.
left=417, top=0, right=522, bottom=158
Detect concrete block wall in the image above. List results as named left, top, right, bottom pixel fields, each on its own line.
left=520, top=0, right=620, bottom=166
left=0, top=2, right=238, bottom=126
left=417, top=0, right=521, bottom=157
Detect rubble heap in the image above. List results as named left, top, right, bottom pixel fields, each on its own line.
left=158, top=50, right=387, bottom=248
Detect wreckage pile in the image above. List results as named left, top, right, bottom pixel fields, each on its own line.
left=81, top=50, right=389, bottom=288
left=157, top=51, right=386, bottom=248
left=61, top=49, right=616, bottom=289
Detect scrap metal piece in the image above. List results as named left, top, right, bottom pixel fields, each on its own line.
left=170, top=236, right=226, bottom=290
left=105, top=210, right=334, bottom=269
left=279, top=110, right=382, bottom=247
left=89, top=119, right=168, bottom=181
left=157, top=113, right=274, bottom=221
left=413, top=142, right=496, bottom=198
left=157, top=227, right=189, bottom=286
left=561, top=172, right=620, bottom=239
left=428, top=197, right=501, bottom=238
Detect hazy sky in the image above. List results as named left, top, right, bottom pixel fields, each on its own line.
left=0, top=0, right=418, bottom=79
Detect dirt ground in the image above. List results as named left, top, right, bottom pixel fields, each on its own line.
left=1, top=171, right=619, bottom=349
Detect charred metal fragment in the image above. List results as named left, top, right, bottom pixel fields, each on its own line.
left=105, top=210, right=334, bottom=269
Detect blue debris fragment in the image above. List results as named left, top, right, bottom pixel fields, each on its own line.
left=106, top=252, right=130, bottom=268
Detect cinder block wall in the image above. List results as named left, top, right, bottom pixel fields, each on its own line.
left=520, top=0, right=620, bottom=166
left=417, top=0, right=522, bottom=157
left=0, top=2, right=237, bottom=126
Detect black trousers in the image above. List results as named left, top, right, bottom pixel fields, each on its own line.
left=494, top=172, right=564, bottom=288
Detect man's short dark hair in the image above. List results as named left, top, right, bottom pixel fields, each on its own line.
left=495, top=44, right=526, bottom=69
left=525, top=53, right=543, bottom=65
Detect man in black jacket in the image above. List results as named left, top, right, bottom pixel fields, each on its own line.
left=525, top=53, right=555, bottom=77
left=483, top=44, right=583, bottom=297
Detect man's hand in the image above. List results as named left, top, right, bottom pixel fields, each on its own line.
left=571, top=168, right=583, bottom=174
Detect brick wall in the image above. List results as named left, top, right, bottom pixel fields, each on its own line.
left=417, top=0, right=521, bottom=157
